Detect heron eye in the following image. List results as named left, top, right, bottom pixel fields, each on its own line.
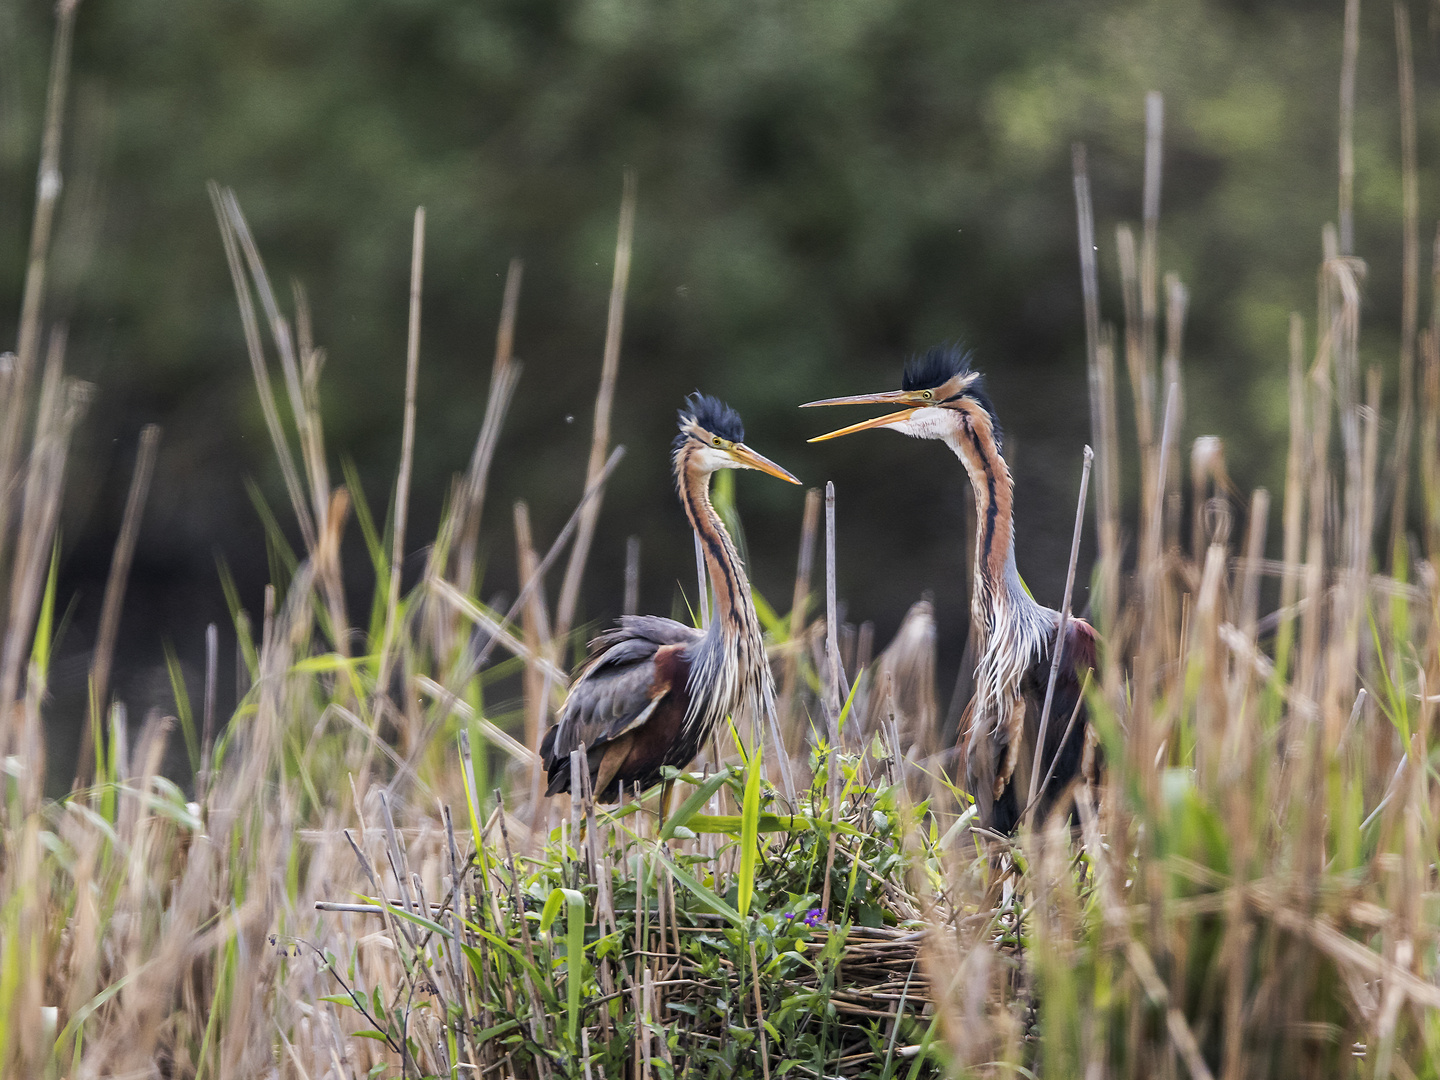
left=712, top=436, right=723, bottom=447
left=921, top=390, right=933, bottom=400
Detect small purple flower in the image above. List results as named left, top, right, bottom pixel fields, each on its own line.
left=801, top=908, right=825, bottom=927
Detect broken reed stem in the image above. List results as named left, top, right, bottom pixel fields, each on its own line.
left=79, top=424, right=161, bottom=785
left=1391, top=0, right=1418, bottom=565
left=0, top=0, right=80, bottom=587
left=555, top=170, right=637, bottom=646
left=1023, top=445, right=1092, bottom=826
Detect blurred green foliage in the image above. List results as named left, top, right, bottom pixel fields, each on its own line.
left=0, top=0, right=1433, bottom=722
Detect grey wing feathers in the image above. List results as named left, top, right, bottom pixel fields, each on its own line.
left=545, top=617, right=700, bottom=765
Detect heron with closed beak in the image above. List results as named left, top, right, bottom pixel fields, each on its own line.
left=541, top=393, right=800, bottom=803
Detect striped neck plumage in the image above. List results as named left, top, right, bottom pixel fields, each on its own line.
left=674, top=447, right=763, bottom=652
left=672, top=444, right=775, bottom=742
left=941, top=418, right=1046, bottom=646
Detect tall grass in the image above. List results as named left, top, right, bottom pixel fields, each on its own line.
left=2, top=3, right=1440, bottom=1079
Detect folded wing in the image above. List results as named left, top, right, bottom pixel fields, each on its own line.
left=540, top=616, right=702, bottom=797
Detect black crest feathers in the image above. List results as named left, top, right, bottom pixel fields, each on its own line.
left=902, top=344, right=972, bottom=392
left=678, top=392, right=745, bottom=443
left=903, top=344, right=1003, bottom=453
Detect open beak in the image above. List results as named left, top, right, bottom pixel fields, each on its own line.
left=799, top=389, right=918, bottom=443
left=730, top=444, right=802, bottom=484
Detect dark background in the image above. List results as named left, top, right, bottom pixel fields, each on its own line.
left=1, top=0, right=1433, bottom=775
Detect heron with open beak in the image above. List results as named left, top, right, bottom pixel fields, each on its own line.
left=803, top=346, right=1096, bottom=832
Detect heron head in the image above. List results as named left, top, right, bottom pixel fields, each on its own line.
left=675, top=392, right=801, bottom=483
left=801, top=344, right=1003, bottom=453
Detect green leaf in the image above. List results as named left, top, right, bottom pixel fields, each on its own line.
left=737, top=737, right=763, bottom=918
left=659, top=767, right=734, bottom=840
left=537, top=887, right=587, bottom=1043
left=31, top=538, right=60, bottom=680
left=651, top=847, right=744, bottom=927
left=291, top=652, right=371, bottom=674
left=376, top=898, right=451, bottom=939
left=473, top=1019, right=520, bottom=1042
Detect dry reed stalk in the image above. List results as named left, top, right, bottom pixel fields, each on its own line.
left=229, top=209, right=326, bottom=541
left=860, top=600, right=936, bottom=759
left=1190, top=436, right=1231, bottom=562
left=820, top=481, right=842, bottom=921
left=293, top=284, right=352, bottom=651
left=555, top=171, right=638, bottom=646
left=404, top=447, right=626, bottom=796
left=1131, top=384, right=1178, bottom=820
left=1118, top=225, right=1156, bottom=522
left=78, top=423, right=161, bottom=785
left=210, top=187, right=317, bottom=551
left=1, top=340, right=88, bottom=782
left=1074, top=144, right=1121, bottom=633
left=1163, top=274, right=1189, bottom=551
left=514, top=500, right=555, bottom=801
left=1297, top=247, right=1335, bottom=701
left=1222, top=489, right=1269, bottom=775
left=1023, top=445, right=1092, bottom=826
left=780, top=487, right=820, bottom=752
left=0, top=0, right=80, bottom=586
left=1339, top=0, right=1360, bottom=255
left=376, top=206, right=426, bottom=738
left=457, top=258, right=524, bottom=594
left=1277, top=314, right=1308, bottom=673
left=466, top=446, right=624, bottom=680
left=1390, top=2, right=1419, bottom=563
left=1142, top=92, right=1164, bottom=379
left=624, top=534, right=640, bottom=615
left=1423, top=326, right=1440, bottom=558
left=200, top=622, right=217, bottom=792
left=824, top=481, right=845, bottom=727
left=1326, top=252, right=1367, bottom=724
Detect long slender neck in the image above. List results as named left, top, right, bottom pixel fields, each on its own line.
left=674, top=450, right=760, bottom=647
left=942, top=416, right=1032, bottom=641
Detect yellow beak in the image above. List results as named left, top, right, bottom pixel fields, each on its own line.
left=730, top=444, right=802, bottom=484
left=799, top=389, right=919, bottom=443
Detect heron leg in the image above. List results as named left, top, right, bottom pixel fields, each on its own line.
left=658, top=778, right=675, bottom=831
